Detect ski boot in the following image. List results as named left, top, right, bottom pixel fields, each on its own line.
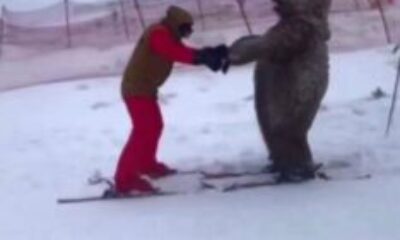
left=140, top=162, right=177, bottom=179
left=113, top=175, right=157, bottom=197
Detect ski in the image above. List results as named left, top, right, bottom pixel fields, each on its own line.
left=85, top=163, right=324, bottom=182
left=58, top=163, right=371, bottom=204
left=57, top=190, right=179, bottom=204
left=201, top=162, right=370, bottom=193
left=199, top=163, right=324, bottom=180
left=204, top=172, right=372, bottom=193
left=212, top=177, right=279, bottom=192
left=200, top=171, right=267, bottom=179
left=316, top=172, right=372, bottom=181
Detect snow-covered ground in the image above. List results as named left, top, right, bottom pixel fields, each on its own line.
left=0, top=46, right=400, bottom=240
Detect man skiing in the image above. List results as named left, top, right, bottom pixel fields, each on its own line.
left=114, top=5, right=228, bottom=194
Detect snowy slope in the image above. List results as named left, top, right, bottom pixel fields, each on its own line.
left=0, top=46, right=399, bottom=240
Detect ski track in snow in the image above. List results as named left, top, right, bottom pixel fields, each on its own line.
left=0, top=47, right=400, bottom=240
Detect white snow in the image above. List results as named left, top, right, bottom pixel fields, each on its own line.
left=0, top=46, right=400, bottom=240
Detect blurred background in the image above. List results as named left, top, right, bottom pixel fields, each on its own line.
left=0, top=0, right=399, bottom=90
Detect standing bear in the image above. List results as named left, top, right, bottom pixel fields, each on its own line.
left=229, top=0, right=332, bottom=181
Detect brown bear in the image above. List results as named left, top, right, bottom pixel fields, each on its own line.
left=229, top=0, right=332, bottom=181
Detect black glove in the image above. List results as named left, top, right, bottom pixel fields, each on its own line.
left=212, top=44, right=231, bottom=74
left=222, top=59, right=231, bottom=74
left=213, top=44, right=229, bottom=60
left=194, top=45, right=229, bottom=72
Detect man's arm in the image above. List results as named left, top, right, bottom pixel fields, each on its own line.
left=149, top=26, right=196, bottom=64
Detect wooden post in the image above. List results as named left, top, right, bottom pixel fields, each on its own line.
left=0, top=6, right=6, bottom=58
left=195, top=0, right=206, bottom=30
left=368, top=0, right=377, bottom=8
left=112, top=10, right=119, bottom=35
left=394, top=44, right=400, bottom=54
left=385, top=57, right=400, bottom=136
left=236, top=0, right=253, bottom=34
left=132, top=0, right=146, bottom=31
left=354, top=0, right=361, bottom=10
left=376, top=0, right=392, bottom=43
left=119, top=0, right=131, bottom=40
left=0, top=15, right=4, bottom=58
left=64, top=0, right=72, bottom=48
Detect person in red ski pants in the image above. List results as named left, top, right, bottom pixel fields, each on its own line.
left=114, top=5, right=228, bottom=194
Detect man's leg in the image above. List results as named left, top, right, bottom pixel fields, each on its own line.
left=140, top=100, right=176, bottom=178
left=114, top=96, right=156, bottom=193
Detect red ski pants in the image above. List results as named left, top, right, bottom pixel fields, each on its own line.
left=114, top=96, right=163, bottom=191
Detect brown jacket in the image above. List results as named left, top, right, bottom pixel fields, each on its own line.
left=121, top=6, right=194, bottom=97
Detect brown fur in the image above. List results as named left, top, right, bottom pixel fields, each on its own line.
left=229, top=0, right=332, bottom=171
